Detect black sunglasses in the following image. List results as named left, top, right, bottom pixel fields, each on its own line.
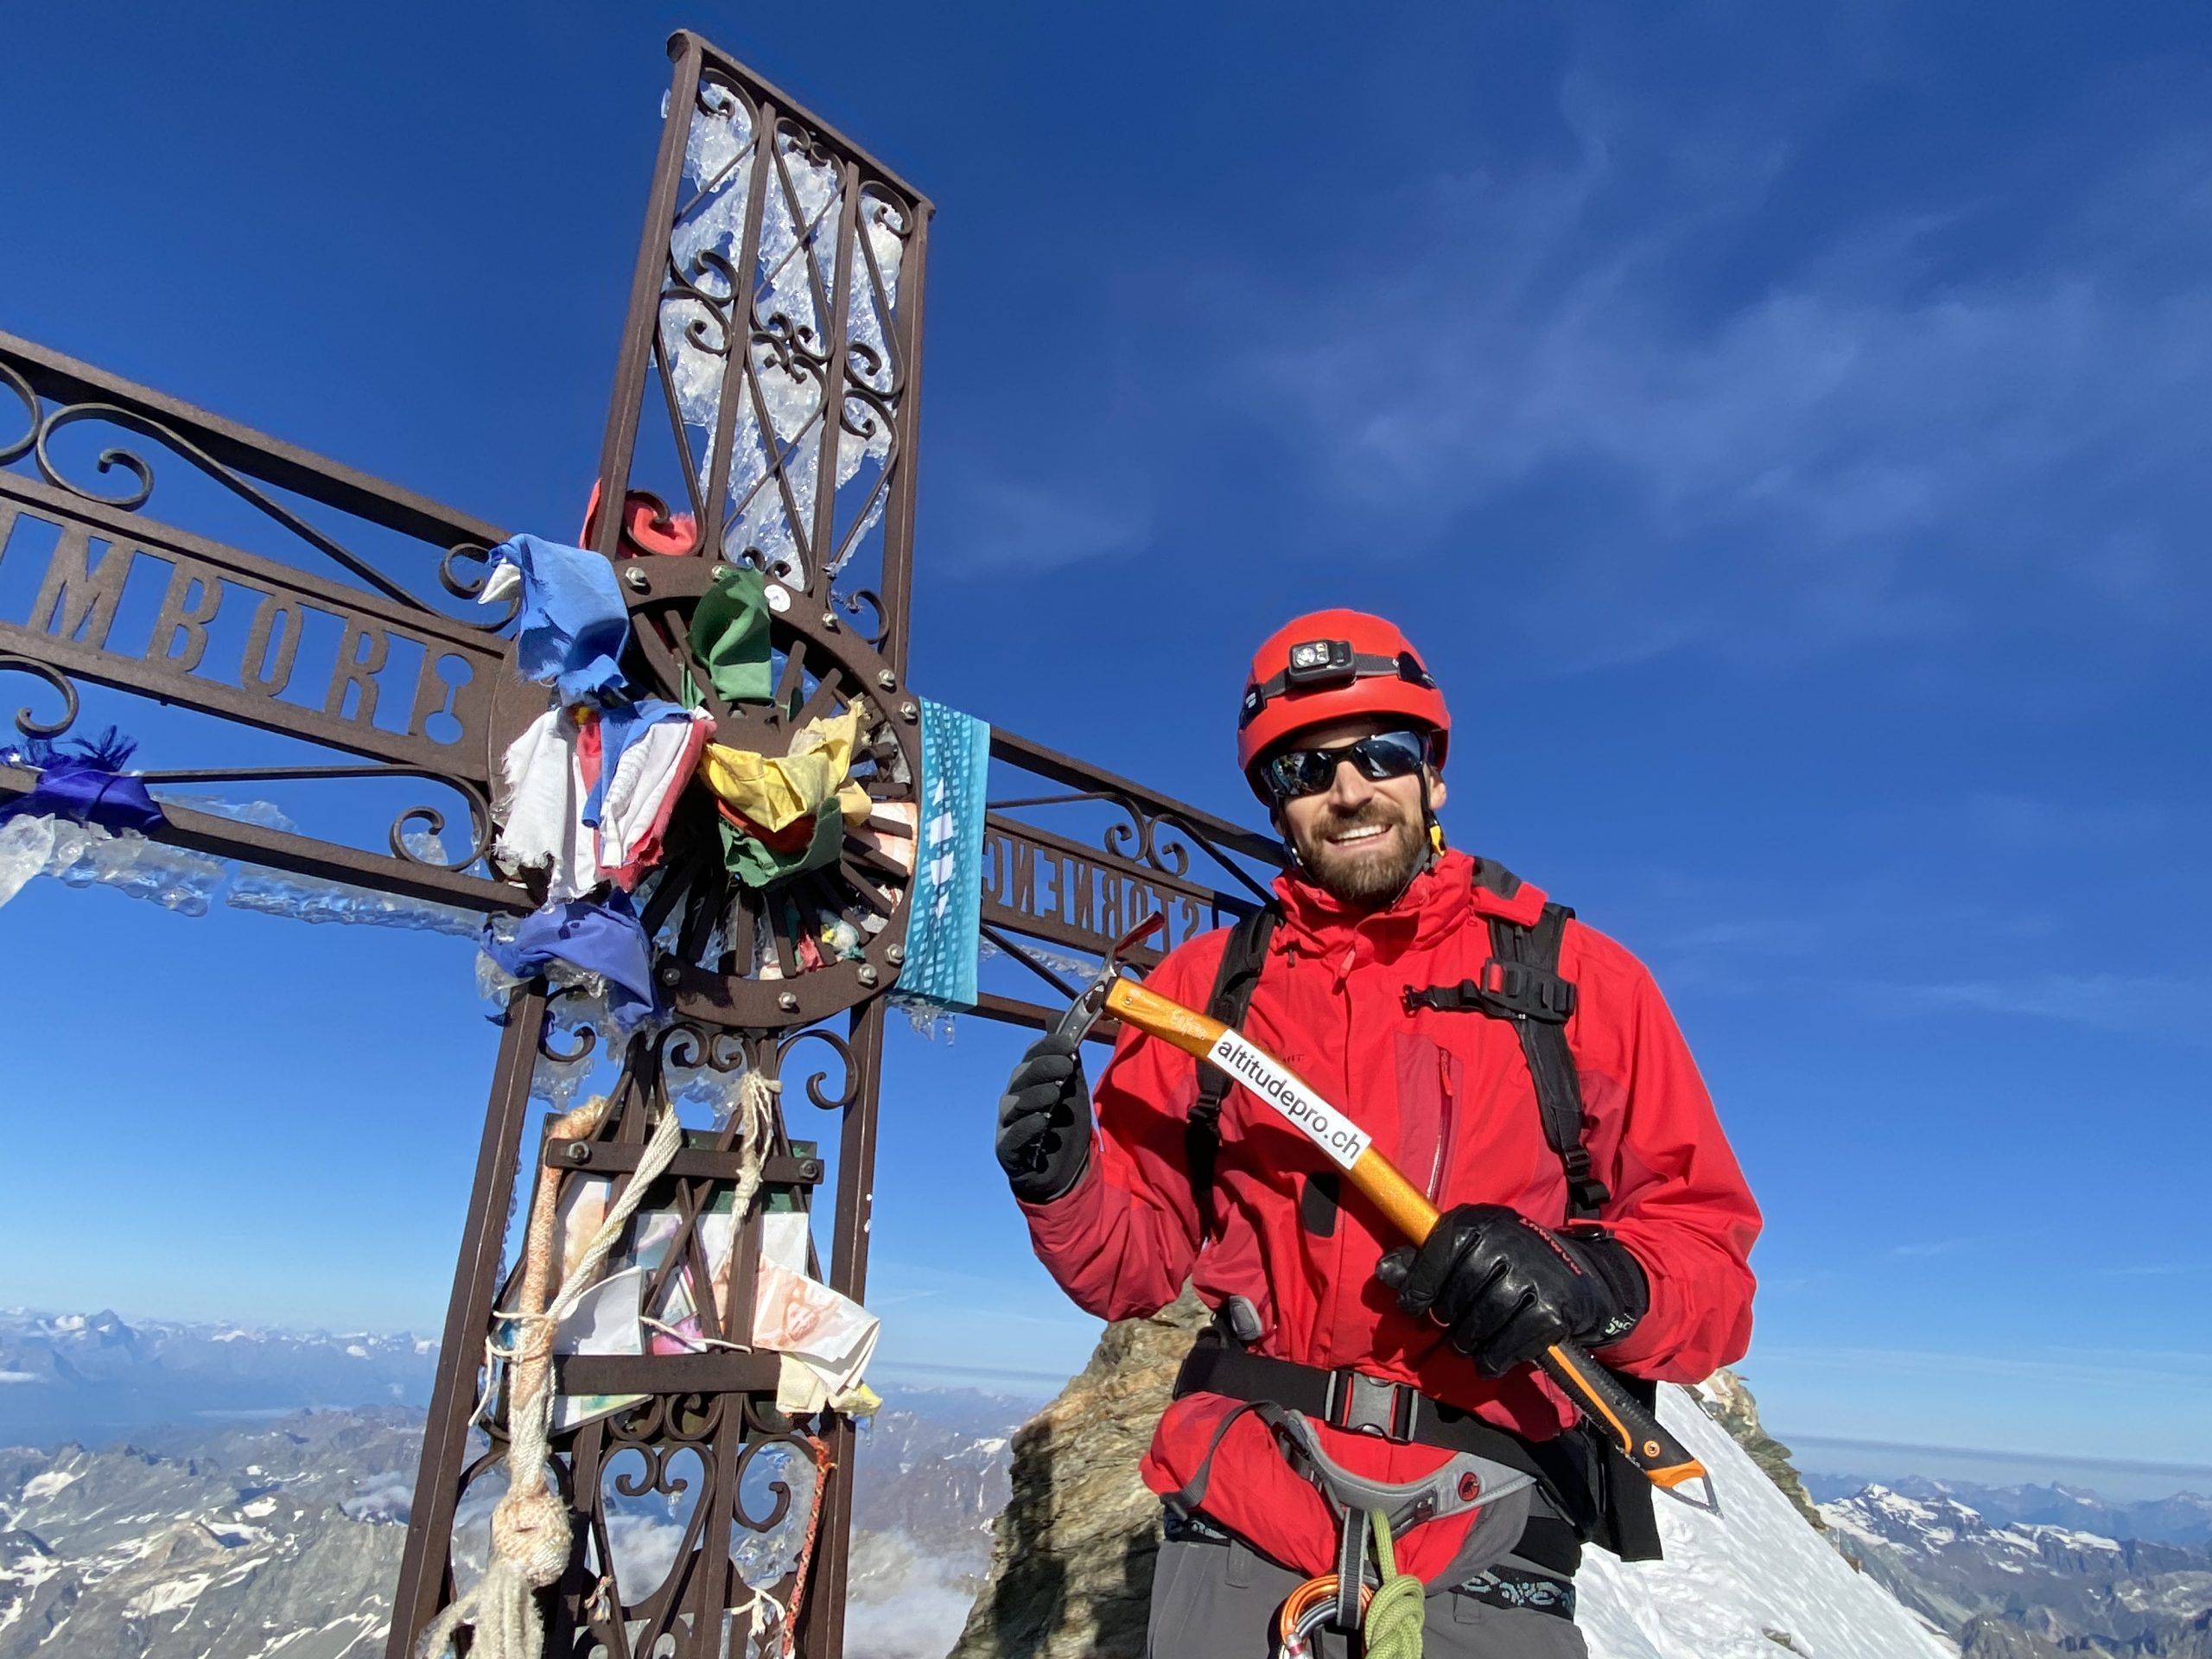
left=1257, top=728, right=1430, bottom=805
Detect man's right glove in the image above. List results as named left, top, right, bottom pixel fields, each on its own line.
left=994, top=1032, right=1092, bottom=1204
left=1376, top=1203, right=1649, bottom=1378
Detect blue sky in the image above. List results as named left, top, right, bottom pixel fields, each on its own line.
left=3, top=2, right=2209, bottom=1479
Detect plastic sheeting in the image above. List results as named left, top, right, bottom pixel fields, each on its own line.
left=0, top=816, right=226, bottom=914
left=658, top=79, right=906, bottom=589
left=0, top=790, right=486, bottom=938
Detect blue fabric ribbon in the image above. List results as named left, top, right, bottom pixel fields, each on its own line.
left=490, top=533, right=633, bottom=708
left=897, top=699, right=990, bottom=1010
left=482, top=888, right=658, bottom=1030
left=581, top=697, right=693, bottom=830
left=0, top=728, right=164, bottom=834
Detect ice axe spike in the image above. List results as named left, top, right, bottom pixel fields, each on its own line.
left=1102, top=972, right=1721, bottom=1515
left=1049, top=911, right=1168, bottom=1048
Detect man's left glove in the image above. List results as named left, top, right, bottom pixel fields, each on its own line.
left=1376, top=1204, right=1649, bottom=1378
left=994, top=1032, right=1093, bottom=1205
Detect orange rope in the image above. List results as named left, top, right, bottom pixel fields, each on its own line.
left=777, top=1434, right=836, bottom=1658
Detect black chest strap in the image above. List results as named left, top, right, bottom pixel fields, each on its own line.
left=1186, top=903, right=1280, bottom=1236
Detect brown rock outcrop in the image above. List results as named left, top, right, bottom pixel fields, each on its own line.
left=1696, top=1369, right=1826, bottom=1532
left=944, top=1289, right=1210, bottom=1659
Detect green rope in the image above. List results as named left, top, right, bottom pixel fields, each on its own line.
left=1362, top=1510, right=1425, bottom=1659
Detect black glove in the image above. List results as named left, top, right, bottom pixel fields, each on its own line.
left=1376, top=1204, right=1649, bottom=1377
left=994, top=1032, right=1092, bottom=1204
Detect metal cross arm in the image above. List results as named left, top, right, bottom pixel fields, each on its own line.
left=1, top=27, right=1279, bottom=1659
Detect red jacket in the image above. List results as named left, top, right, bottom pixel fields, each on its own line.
left=1018, top=850, right=1760, bottom=1581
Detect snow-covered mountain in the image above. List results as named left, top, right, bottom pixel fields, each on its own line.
left=0, top=1309, right=435, bottom=1446
left=7, top=1302, right=2200, bottom=1659
left=1573, top=1380, right=1958, bottom=1659
left=1821, top=1483, right=2212, bottom=1655
left=0, top=1408, right=418, bottom=1658
left=1807, top=1472, right=2212, bottom=1548
left=0, top=1389, right=1026, bottom=1659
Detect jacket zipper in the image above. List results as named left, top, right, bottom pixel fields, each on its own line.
left=1426, top=1046, right=1455, bottom=1203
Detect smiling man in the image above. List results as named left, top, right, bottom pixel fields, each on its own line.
left=993, top=609, right=1762, bottom=1657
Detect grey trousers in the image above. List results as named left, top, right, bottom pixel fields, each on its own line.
left=1147, top=1535, right=1589, bottom=1658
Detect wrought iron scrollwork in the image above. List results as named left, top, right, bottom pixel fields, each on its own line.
left=386, top=781, right=495, bottom=872
left=0, top=655, right=80, bottom=741
left=833, top=587, right=888, bottom=652
left=0, top=361, right=36, bottom=465
left=31, top=402, right=437, bottom=613
left=775, top=1025, right=859, bottom=1111
left=538, top=985, right=603, bottom=1065
left=437, top=540, right=521, bottom=632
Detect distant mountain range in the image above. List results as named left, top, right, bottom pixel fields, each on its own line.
left=8, top=1306, right=2212, bottom=1659
left=0, top=1309, right=435, bottom=1446
left=1820, top=1483, right=2212, bottom=1657
left=0, top=1307, right=1026, bottom=1658
left=1807, top=1470, right=2212, bottom=1548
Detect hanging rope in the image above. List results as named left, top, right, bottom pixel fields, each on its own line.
left=728, top=1068, right=778, bottom=1224
left=775, top=1433, right=836, bottom=1658
left=1360, top=1510, right=1427, bottom=1659
left=416, top=1093, right=684, bottom=1659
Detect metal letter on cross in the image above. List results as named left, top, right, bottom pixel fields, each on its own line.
left=0, top=29, right=1281, bottom=1659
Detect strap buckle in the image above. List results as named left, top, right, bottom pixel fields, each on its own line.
left=1478, top=958, right=1577, bottom=1021
left=1401, top=961, right=1577, bottom=1024
left=1325, top=1369, right=1419, bottom=1441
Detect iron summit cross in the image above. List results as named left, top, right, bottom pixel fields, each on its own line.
left=0, top=29, right=1279, bottom=1659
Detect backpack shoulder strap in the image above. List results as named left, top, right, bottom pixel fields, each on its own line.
left=1186, top=904, right=1280, bottom=1237
left=1486, top=901, right=1611, bottom=1222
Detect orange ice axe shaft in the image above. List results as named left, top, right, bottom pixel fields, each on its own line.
left=1103, top=973, right=1719, bottom=1513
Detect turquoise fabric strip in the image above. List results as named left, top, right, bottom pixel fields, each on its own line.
left=898, top=698, right=990, bottom=1009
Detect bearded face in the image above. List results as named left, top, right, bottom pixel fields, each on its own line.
left=1273, top=718, right=1444, bottom=909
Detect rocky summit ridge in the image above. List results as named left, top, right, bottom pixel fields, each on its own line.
left=948, top=1288, right=1953, bottom=1659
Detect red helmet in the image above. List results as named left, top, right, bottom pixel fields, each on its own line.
left=1236, top=609, right=1450, bottom=791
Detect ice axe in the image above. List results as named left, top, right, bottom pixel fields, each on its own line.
left=1061, top=917, right=1719, bottom=1514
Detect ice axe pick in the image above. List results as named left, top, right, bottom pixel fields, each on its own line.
left=1075, top=932, right=1719, bottom=1513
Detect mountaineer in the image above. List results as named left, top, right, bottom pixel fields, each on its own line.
left=992, top=610, right=1762, bottom=1656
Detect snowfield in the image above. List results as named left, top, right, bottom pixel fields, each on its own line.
left=1578, top=1384, right=1958, bottom=1659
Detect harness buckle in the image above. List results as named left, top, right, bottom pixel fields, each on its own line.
left=1325, top=1369, right=1419, bottom=1441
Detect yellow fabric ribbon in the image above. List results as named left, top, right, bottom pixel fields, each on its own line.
left=696, top=702, right=869, bottom=832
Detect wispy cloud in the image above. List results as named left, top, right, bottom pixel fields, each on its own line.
left=937, top=477, right=1150, bottom=576
left=1889, top=1236, right=1996, bottom=1261
left=1226, top=85, right=2212, bottom=666
left=1885, top=972, right=2212, bottom=1039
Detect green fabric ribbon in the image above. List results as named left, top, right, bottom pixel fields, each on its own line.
left=718, top=803, right=843, bottom=890
left=686, top=564, right=772, bottom=705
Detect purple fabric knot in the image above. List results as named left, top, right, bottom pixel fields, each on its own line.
left=0, top=728, right=165, bottom=834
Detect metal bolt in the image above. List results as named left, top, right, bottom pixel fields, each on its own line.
left=798, top=1160, right=822, bottom=1182
left=565, top=1141, right=593, bottom=1166
left=820, top=611, right=840, bottom=631
left=622, top=566, right=650, bottom=593
left=899, top=701, right=918, bottom=722
left=885, top=944, right=905, bottom=966
left=856, top=963, right=879, bottom=987
left=657, top=961, right=681, bottom=987
left=875, top=669, right=897, bottom=690
left=779, top=990, right=800, bottom=1012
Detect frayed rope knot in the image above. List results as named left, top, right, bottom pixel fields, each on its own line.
left=416, top=1093, right=684, bottom=1659
left=488, top=1481, right=574, bottom=1590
